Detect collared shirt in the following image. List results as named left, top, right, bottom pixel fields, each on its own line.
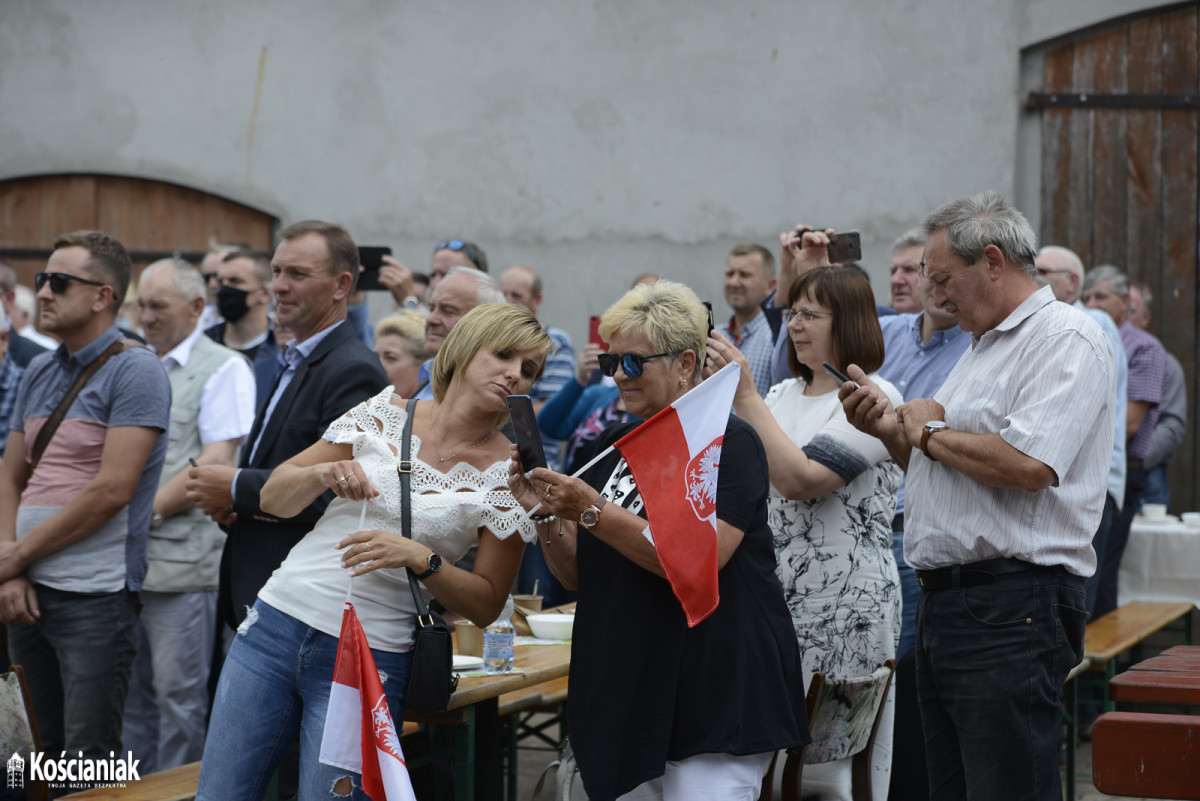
left=1075, top=302, right=1128, bottom=508
left=877, top=313, right=970, bottom=516
left=0, top=355, right=25, bottom=455
left=529, top=326, right=575, bottom=467
left=157, top=324, right=256, bottom=445
left=12, top=325, right=170, bottom=592
left=905, top=286, right=1115, bottom=577
left=719, top=311, right=776, bottom=397
left=1119, top=320, right=1166, bottom=461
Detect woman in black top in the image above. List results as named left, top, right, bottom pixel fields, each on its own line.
left=508, top=280, right=808, bottom=800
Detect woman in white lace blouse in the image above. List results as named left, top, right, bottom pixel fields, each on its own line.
left=196, top=303, right=552, bottom=801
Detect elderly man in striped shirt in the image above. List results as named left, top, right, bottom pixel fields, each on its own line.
left=840, top=192, right=1115, bottom=801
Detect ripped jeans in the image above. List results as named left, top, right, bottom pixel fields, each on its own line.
left=195, top=600, right=413, bottom=801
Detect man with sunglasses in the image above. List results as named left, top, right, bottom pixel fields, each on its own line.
left=376, top=237, right=490, bottom=314
left=0, top=231, right=171, bottom=789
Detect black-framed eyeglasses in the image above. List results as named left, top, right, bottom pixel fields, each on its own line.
left=35, top=272, right=107, bottom=294
left=782, top=307, right=832, bottom=325
left=434, top=239, right=482, bottom=269
left=596, top=351, right=679, bottom=378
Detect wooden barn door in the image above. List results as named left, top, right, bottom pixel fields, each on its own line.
left=1034, top=4, right=1199, bottom=512
left=0, top=173, right=276, bottom=290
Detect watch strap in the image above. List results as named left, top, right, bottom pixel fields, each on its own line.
left=920, top=423, right=944, bottom=461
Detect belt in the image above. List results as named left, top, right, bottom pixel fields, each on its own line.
left=915, top=557, right=1067, bottom=591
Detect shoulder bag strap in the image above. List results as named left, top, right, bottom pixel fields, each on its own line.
left=398, top=398, right=432, bottom=617
left=30, top=338, right=143, bottom=470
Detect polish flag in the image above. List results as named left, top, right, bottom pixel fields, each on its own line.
left=614, top=361, right=740, bottom=626
left=319, top=601, right=417, bottom=801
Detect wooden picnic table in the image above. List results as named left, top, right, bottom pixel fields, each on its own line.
left=1108, top=644, right=1200, bottom=705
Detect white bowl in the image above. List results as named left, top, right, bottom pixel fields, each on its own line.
left=1143, top=503, right=1168, bottom=520
left=526, top=613, right=575, bottom=641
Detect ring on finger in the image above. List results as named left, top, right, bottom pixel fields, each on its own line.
left=364, top=543, right=371, bottom=552
left=336, top=475, right=349, bottom=484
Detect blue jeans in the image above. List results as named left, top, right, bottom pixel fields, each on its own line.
left=892, top=525, right=919, bottom=660
left=1083, top=493, right=1117, bottom=619
left=196, top=600, right=413, bottom=801
left=916, top=569, right=1087, bottom=801
left=1140, top=464, right=1169, bottom=508
left=7, top=585, right=138, bottom=796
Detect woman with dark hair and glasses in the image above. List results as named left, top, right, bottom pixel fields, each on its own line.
left=706, top=266, right=902, bottom=800
left=508, top=280, right=808, bottom=801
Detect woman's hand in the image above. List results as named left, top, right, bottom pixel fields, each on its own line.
left=526, top=467, right=600, bottom=524
left=336, top=529, right=424, bottom=577
left=703, top=331, right=757, bottom=402
left=314, top=459, right=378, bottom=502
left=506, top=446, right=546, bottom=513
left=576, top=342, right=605, bottom=386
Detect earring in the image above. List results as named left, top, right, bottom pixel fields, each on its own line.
left=679, top=379, right=688, bottom=388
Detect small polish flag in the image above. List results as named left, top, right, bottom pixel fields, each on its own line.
left=614, top=361, right=740, bottom=626
left=319, top=601, right=417, bottom=801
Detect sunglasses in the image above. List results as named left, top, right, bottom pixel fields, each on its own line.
left=35, top=272, right=107, bottom=294
left=434, top=239, right=482, bottom=269
left=597, top=351, right=679, bottom=378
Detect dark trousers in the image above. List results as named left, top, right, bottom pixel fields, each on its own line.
left=1084, top=492, right=1118, bottom=619
left=1093, top=465, right=1147, bottom=619
left=916, top=570, right=1086, bottom=801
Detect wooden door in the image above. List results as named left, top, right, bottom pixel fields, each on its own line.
left=1036, top=4, right=1199, bottom=512
left=0, top=173, right=276, bottom=287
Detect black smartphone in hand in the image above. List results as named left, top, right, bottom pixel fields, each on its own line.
left=822, top=361, right=860, bottom=389
left=506, top=395, right=548, bottom=472
left=356, top=246, right=392, bottom=291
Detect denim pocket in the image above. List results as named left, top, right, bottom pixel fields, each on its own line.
left=1052, top=591, right=1088, bottom=686
left=960, top=583, right=1035, bottom=627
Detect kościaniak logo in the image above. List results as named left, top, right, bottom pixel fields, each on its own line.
left=684, top=440, right=722, bottom=520
left=10, top=750, right=140, bottom=792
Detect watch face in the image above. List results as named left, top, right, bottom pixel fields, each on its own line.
left=580, top=508, right=598, bottom=526
left=428, top=553, right=443, bottom=572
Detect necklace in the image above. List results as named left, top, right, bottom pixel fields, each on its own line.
left=430, top=406, right=496, bottom=465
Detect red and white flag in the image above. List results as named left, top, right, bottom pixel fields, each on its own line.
left=614, top=361, right=740, bottom=626
left=319, top=601, right=417, bottom=801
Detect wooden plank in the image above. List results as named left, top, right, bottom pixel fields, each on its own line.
left=1083, top=600, right=1194, bottom=662
left=1092, top=712, right=1200, bottom=799
left=1040, top=44, right=1074, bottom=250
left=1158, top=4, right=1199, bottom=515
left=1089, top=25, right=1129, bottom=269
left=1064, top=40, right=1097, bottom=266
left=1109, top=670, right=1200, bottom=705
left=58, top=760, right=199, bottom=801
left=1123, top=14, right=1164, bottom=297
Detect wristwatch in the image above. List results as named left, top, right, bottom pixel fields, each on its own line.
left=579, top=496, right=608, bottom=527
left=920, top=421, right=948, bottom=461
left=414, top=552, right=443, bottom=581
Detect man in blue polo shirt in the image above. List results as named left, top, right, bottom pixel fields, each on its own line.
left=0, top=231, right=170, bottom=790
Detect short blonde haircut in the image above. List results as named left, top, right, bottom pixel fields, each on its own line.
left=598, top=279, right=706, bottom=383
left=431, top=303, right=554, bottom=423
left=375, top=311, right=428, bottom=361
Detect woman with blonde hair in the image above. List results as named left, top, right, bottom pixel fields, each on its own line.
left=372, top=310, right=427, bottom=397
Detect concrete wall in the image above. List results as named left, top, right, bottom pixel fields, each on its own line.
left=0, top=0, right=1170, bottom=343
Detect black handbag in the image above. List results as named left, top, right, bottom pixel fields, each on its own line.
left=398, top=398, right=458, bottom=713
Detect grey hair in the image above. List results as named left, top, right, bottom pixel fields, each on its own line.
left=1038, top=245, right=1085, bottom=281
left=890, top=227, right=927, bottom=254
left=142, top=257, right=206, bottom=303
left=922, top=191, right=1038, bottom=277
left=1082, top=264, right=1129, bottom=297
left=1132, top=280, right=1153, bottom=308
left=447, top=265, right=506, bottom=305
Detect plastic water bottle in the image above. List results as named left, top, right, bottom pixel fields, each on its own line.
left=483, top=596, right=515, bottom=674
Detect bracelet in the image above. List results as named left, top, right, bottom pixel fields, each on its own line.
left=531, top=513, right=557, bottom=523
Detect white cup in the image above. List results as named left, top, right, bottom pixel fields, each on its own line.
left=1142, top=503, right=1168, bottom=520
left=1181, top=512, right=1200, bottom=529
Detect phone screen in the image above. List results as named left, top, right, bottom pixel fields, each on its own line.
left=588, top=315, right=608, bottom=352
left=822, top=361, right=860, bottom=389
left=356, top=246, right=392, bottom=291
left=506, top=395, right=548, bottom=472
left=826, top=231, right=862, bottom=265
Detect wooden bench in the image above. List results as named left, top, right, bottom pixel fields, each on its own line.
left=1083, top=600, right=1194, bottom=710
left=1092, top=711, right=1200, bottom=799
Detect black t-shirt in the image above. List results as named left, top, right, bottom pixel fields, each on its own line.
left=568, top=415, right=810, bottom=800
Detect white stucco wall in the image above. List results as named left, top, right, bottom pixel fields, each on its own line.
left=0, top=0, right=1170, bottom=343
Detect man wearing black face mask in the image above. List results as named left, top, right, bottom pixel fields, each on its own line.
left=204, top=249, right=279, bottom=407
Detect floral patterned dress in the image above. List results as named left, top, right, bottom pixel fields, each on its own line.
left=764, top=376, right=902, bottom=801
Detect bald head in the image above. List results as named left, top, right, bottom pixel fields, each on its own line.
left=1036, top=246, right=1084, bottom=304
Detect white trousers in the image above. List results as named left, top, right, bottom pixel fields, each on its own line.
left=616, top=751, right=775, bottom=801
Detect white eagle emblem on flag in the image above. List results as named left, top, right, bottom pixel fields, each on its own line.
left=371, top=695, right=403, bottom=761
left=685, top=440, right=721, bottom=519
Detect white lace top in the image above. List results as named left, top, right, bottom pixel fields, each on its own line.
left=258, top=387, right=536, bottom=652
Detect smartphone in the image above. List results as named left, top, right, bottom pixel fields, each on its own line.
left=506, top=395, right=548, bottom=472
left=822, top=361, right=860, bottom=389
left=356, top=246, right=392, bottom=291
left=588, top=315, right=608, bottom=352
left=702, top=302, right=715, bottom=338
left=826, top=231, right=862, bottom=265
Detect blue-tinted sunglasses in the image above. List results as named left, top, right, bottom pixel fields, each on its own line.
left=596, top=351, right=679, bottom=378
left=434, top=239, right=482, bottom=269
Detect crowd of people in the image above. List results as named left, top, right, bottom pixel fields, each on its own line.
left=0, top=188, right=1188, bottom=801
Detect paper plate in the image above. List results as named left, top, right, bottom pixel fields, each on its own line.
left=452, top=655, right=484, bottom=671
